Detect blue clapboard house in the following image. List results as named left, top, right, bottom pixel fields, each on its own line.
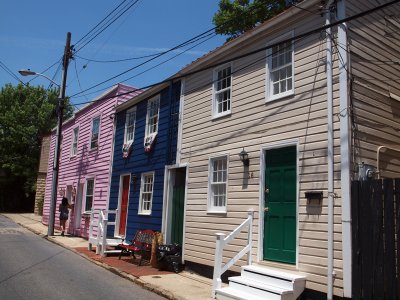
left=107, top=80, right=183, bottom=243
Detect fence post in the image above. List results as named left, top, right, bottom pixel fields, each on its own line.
left=212, top=232, right=226, bottom=298
left=102, top=218, right=108, bottom=257
left=96, top=210, right=103, bottom=255
left=247, top=210, right=254, bottom=265
left=88, top=209, right=94, bottom=250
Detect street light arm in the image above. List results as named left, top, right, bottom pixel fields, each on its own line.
left=18, top=69, right=60, bottom=87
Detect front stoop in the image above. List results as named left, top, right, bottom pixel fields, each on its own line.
left=215, top=265, right=306, bottom=300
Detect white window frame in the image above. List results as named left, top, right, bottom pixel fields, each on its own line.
left=145, top=95, right=160, bottom=139
left=208, top=155, right=229, bottom=213
left=266, top=32, right=294, bottom=101
left=84, top=178, right=95, bottom=213
left=138, top=172, right=155, bottom=215
left=124, top=107, right=136, bottom=145
left=212, top=64, right=232, bottom=118
left=70, top=127, right=79, bottom=157
left=90, top=116, right=101, bottom=150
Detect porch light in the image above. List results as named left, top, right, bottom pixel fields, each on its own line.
left=239, top=147, right=249, bottom=166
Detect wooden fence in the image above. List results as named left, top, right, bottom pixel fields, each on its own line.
left=352, top=179, right=400, bottom=299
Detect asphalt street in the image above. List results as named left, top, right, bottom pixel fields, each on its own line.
left=0, top=215, right=165, bottom=300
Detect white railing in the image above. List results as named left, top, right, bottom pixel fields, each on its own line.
left=212, top=210, right=254, bottom=298
left=97, top=210, right=107, bottom=255
left=88, top=208, right=118, bottom=256
left=88, top=208, right=101, bottom=251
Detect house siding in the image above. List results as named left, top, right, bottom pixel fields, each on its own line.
left=180, top=5, right=346, bottom=296
left=108, top=81, right=181, bottom=239
left=42, top=84, right=139, bottom=237
left=348, top=0, right=400, bottom=178
left=34, top=135, right=50, bottom=215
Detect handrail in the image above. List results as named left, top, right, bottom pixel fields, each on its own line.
left=88, top=209, right=101, bottom=251
left=212, top=210, right=254, bottom=298
left=88, top=208, right=118, bottom=256
left=377, top=146, right=400, bottom=179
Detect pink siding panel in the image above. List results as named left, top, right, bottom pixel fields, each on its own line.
left=42, top=84, right=141, bottom=237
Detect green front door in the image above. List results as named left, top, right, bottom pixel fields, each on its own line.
left=263, top=146, right=297, bottom=264
left=170, top=186, right=185, bottom=245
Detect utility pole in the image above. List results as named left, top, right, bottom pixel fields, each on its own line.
left=48, top=32, right=72, bottom=236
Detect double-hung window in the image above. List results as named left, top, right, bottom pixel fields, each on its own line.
left=144, top=96, right=160, bottom=150
left=267, top=38, right=294, bottom=100
left=85, top=178, right=94, bottom=212
left=71, top=127, right=79, bottom=156
left=213, top=65, right=232, bottom=118
left=145, top=96, right=160, bottom=138
left=139, top=172, right=154, bottom=215
left=124, top=108, right=136, bottom=145
left=208, top=156, right=228, bottom=212
left=90, top=116, right=100, bottom=150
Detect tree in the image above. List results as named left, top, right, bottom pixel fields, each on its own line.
left=213, top=0, right=290, bottom=40
left=0, top=83, right=73, bottom=211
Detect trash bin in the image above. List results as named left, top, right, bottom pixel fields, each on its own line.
left=156, top=244, right=183, bottom=273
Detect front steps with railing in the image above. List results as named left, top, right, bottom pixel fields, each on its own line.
left=215, top=265, right=306, bottom=300
left=88, top=209, right=122, bottom=257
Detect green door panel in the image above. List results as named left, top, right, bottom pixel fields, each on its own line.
left=263, top=146, right=297, bottom=264
left=171, top=186, right=184, bottom=245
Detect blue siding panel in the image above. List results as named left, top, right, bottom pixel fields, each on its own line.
left=109, top=81, right=181, bottom=239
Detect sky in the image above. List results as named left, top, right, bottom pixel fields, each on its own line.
left=0, top=0, right=227, bottom=107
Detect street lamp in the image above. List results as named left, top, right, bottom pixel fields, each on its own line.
left=19, top=32, right=72, bottom=236
left=18, top=69, right=60, bottom=87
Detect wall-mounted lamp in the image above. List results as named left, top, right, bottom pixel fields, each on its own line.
left=239, top=147, right=250, bottom=166
left=355, top=162, right=376, bottom=181
left=131, top=174, right=138, bottom=190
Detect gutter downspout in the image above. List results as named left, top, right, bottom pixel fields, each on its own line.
left=337, top=0, right=352, bottom=297
left=326, top=1, right=335, bottom=299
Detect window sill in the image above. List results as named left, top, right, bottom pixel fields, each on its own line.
left=212, top=111, right=231, bottom=120
left=138, top=212, right=152, bottom=216
left=82, top=212, right=91, bottom=218
left=207, top=210, right=227, bottom=215
left=266, top=90, right=294, bottom=102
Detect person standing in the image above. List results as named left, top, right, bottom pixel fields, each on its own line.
left=59, top=197, right=73, bottom=236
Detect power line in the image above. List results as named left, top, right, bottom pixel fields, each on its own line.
left=73, top=59, right=89, bottom=102
left=71, top=30, right=322, bottom=107
left=72, top=0, right=291, bottom=96
left=0, top=60, right=24, bottom=84
left=74, top=52, right=162, bottom=63
left=74, top=0, right=129, bottom=48
left=74, top=0, right=141, bottom=54
left=71, top=0, right=400, bottom=104
left=71, top=31, right=216, bottom=100
left=26, top=59, right=62, bottom=87
left=73, top=31, right=217, bottom=101
left=70, top=27, right=217, bottom=97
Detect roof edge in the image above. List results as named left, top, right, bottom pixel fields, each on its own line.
left=179, top=0, right=319, bottom=74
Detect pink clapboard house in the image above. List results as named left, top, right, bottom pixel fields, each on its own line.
left=42, top=84, right=141, bottom=238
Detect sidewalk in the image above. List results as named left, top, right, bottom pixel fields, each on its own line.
left=1, top=213, right=213, bottom=300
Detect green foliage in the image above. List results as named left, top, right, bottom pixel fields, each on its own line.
left=0, top=83, right=73, bottom=192
left=213, top=0, right=290, bottom=40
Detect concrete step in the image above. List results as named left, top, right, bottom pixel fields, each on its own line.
left=228, top=276, right=293, bottom=300
left=215, top=287, right=266, bottom=300
left=242, top=265, right=306, bottom=293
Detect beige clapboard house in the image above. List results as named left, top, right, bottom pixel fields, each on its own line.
left=172, top=0, right=400, bottom=299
